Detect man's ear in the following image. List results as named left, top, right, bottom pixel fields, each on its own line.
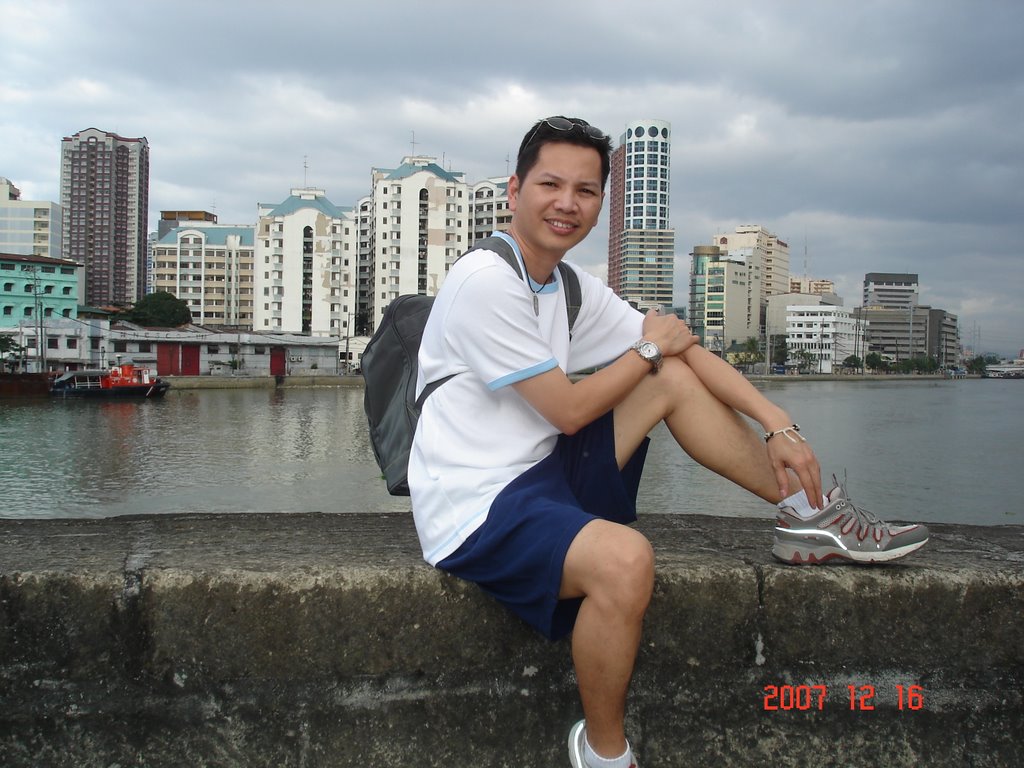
left=508, top=174, right=520, bottom=212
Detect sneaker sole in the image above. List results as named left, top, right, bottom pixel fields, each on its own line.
left=772, top=536, right=929, bottom=565
left=568, top=719, right=586, bottom=768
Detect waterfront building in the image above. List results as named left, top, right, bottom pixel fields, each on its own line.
left=362, top=156, right=469, bottom=332
left=152, top=223, right=256, bottom=328
left=60, top=128, right=150, bottom=306
left=107, top=321, right=344, bottom=376
left=786, top=305, right=860, bottom=374
left=1, top=252, right=84, bottom=371
left=688, top=244, right=761, bottom=354
left=863, top=272, right=919, bottom=309
left=0, top=178, right=63, bottom=260
left=468, top=177, right=512, bottom=249
left=714, top=225, right=790, bottom=304
left=607, top=119, right=674, bottom=310
left=254, top=188, right=355, bottom=337
left=766, top=290, right=843, bottom=339
left=854, top=304, right=959, bottom=366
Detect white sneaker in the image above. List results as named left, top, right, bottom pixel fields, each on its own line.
left=568, top=719, right=587, bottom=768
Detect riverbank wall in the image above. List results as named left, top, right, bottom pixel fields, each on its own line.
left=1, top=513, right=1021, bottom=767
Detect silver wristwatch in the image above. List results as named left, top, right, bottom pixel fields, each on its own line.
left=629, top=339, right=663, bottom=373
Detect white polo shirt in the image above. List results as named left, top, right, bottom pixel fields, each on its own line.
left=409, top=233, right=643, bottom=565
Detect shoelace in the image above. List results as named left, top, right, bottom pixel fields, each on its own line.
left=835, top=494, right=893, bottom=541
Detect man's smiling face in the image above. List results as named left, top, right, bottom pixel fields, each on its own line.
left=508, top=141, right=605, bottom=269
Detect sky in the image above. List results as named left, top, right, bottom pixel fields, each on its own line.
left=2, top=0, right=1022, bottom=357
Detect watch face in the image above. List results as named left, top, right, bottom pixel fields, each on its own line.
left=640, top=341, right=658, bottom=358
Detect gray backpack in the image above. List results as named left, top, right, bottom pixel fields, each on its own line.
left=362, top=236, right=582, bottom=495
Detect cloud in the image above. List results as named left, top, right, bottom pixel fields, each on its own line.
left=1, top=0, right=1022, bottom=355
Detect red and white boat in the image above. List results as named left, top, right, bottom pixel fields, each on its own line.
left=50, top=362, right=171, bottom=398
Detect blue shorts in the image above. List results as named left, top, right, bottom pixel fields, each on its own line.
left=436, top=411, right=650, bottom=641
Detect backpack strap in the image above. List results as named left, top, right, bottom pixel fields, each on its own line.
left=557, top=261, right=582, bottom=336
left=466, top=235, right=583, bottom=335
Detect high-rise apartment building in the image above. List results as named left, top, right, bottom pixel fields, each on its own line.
left=254, top=188, right=355, bottom=336
left=688, top=244, right=762, bottom=353
left=362, top=156, right=469, bottom=332
left=468, top=177, right=512, bottom=248
left=152, top=223, right=256, bottom=328
left=0, top=178, right=63, bottom=260
left=713, top=225, right=790, bottom=305
left=60, top=128, right=150, bottom=306
left=607, top=119, right=674, bottom=310
left=862, top=272, right=919, bottom=308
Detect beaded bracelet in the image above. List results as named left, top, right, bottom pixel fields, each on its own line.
left=764, top=424, right=806, bottom=444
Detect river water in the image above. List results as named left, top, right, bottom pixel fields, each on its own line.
left=0, top=379, right=1020, bottom=526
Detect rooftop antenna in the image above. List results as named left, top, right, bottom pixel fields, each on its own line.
left=303, top=155, right=309, bottom=187
left=505, top=153, right=510, bottom=176
left=410, top=130, right=419, bottom=156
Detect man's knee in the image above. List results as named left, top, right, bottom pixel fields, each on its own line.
left=563, top=522, right=654, bottom=608
left=597, top=528, right=655, bottom=610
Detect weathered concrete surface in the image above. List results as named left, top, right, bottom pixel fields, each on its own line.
left=1, top=513, right=1021, bottom=767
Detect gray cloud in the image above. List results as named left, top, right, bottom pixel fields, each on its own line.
left=1, top=0, right=1021, bottom=355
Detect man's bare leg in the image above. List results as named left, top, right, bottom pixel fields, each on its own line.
left=613, top=353, right=818, bottom=504
left=560, top=519, right=653, bottom=758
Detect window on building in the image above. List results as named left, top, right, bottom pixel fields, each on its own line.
left=113, top=341, right=127, bottom=353
left=67, top=338, right=78, bottom=349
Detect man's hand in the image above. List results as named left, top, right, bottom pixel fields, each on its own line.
left=641, top=307, right=700, bottom=357
left=766, top=431, right=823, bottom=509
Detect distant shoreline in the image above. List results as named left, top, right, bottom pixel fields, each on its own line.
left=160, top=372, right=973, bottom=391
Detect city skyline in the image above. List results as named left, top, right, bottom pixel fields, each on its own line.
left=1, top=0, right=1021, bottom=355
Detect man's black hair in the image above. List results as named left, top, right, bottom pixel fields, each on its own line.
left=515, top=116, right=612, bottom=189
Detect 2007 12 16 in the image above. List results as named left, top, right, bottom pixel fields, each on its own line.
left=762, top=684, right=924, bottom=711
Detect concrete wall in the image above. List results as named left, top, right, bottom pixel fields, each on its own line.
left=1, top=513, right=1021, bottom=767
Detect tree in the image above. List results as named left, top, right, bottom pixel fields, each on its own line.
left=793, top=349, right=816, bottom=372
left=842, top=355, right=862, bottom=372
left=865, top=352, right=886, bottom=373
left=0, top=335, right=19, bottom=356
left=737, top=337, right=763, bottom=368
left=965, top=355, right=988, bottom=375
left=1, top=335, right=23, bottom=372
left=123, top=291, right=193, bottom=327
left=771, top=335, right=788, bottom=366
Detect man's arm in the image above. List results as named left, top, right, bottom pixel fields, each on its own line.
left=512, top=344, right=658, bottom=436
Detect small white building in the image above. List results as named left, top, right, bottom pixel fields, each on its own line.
left=786, top=305, right=861, bottom=374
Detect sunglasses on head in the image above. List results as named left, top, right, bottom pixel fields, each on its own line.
left=523, top=117, right=607, bottom=149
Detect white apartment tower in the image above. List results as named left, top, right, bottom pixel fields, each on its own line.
left=152, top=224, right=256, bottom=327
left=254, top=188, right=355, bottom=336
left=364, top=156, right=469, bottom=332
left=468, top=177, right=512, bottom=248
left=60, top=128, right=150, bottom=306
left=607, top=119, right=674, bottom=309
